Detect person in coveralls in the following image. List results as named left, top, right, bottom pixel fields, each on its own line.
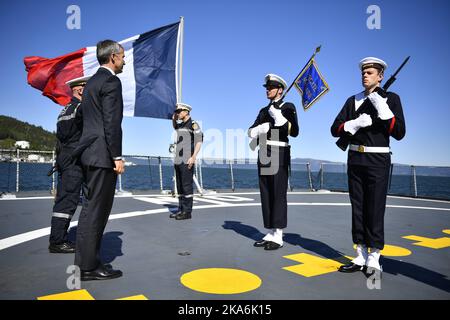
left=171, top=103, right=203, bottom=220
left=48, top=75, right=90, bottom=254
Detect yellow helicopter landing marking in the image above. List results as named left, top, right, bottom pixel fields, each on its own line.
left=180, top=268, right=261, bottom=294
left=282, top=253, right=352, bottom=277
left=403, top=234, right=450, bottom=249
left=284, top=243, right=412, bottom=277
left=353, top=244, right=412, bottom=256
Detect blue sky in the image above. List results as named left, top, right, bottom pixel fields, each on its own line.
left=1, top=0, right=449, bottom=166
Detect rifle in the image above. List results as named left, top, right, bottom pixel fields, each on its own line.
left=47, top=164, right=58, bottom=176
left=335, top=56, right=410, bottom=151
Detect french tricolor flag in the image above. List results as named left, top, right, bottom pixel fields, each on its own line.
left=24, top=21, right=182, bottom=119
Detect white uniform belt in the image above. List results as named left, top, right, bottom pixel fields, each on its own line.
left=349, top=144, right=390, bottom=153
left=265, top=140, right=289, bottom=147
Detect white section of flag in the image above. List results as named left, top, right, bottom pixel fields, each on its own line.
left=81, top=36, right=138, bottom=117
left=81, top=46, right=98, bottom=77
left=118, top=35, right=138, bottom=117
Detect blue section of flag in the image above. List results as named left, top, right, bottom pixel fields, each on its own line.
left=133, top=22, right=179, bottom=119
left=294, top=60, right=329, bottom=110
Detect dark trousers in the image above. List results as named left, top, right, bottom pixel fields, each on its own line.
left=175, top=164, right=194, bottom=213
left=75, top=166, right=117, bottom=271
left=50, top=163, right=83, bottom=245
left=348, top=164, right=390, bottom=250
left=258, top=165, right=289, bottom=229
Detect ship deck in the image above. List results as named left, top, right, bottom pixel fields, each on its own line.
left=0, top=190, right=449, bottom=300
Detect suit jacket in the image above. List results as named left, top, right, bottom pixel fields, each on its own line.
left=77, top=67, right=123, bottom=168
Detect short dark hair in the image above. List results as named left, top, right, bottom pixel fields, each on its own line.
left=362, top=63, right=384, bottom=76
left=96, top=40, right=123, bottom=65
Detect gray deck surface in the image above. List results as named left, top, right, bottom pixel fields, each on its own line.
left=0, top=190, right=449, bottom=300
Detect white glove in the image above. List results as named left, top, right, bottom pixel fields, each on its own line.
left=268, top=105, right=288, bottom=126
left=344, top=113, right=372, bottom=135
left=368, top=92, right=394, bottom=120
left=248, top=122, right=270, bottom=138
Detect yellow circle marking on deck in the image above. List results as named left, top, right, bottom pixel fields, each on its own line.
left=353, top=244, right=411, bottom=256
left=381, top=245, right=412, bottom=256
left=180, top=268, right=261, bottom=294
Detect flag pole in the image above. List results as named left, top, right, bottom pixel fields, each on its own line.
left=177, top=16, right=185, bottom=103
left=281, top=45, right=321, bottom=99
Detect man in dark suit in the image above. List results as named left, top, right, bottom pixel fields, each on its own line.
left=74, top=40, right=125, bottom=281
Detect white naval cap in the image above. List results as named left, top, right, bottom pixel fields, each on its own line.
left=359, top=57, right=388, bottom=71
left=263, top=73, right=287, bottom=90
left=175, top=102, right=192, bottom=112
left=65, top=75, right=91, bottom=88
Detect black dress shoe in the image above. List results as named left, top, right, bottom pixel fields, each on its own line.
left=175, top=212, right=192, bottom=220
left=81, top=264, right=123, bottom=281
left=338, top=263, right=366, bottom=273
left=49, top=242, right=76, bottom=254
left=253, top=240, right=269, bottom=247
left=169, top=211, right=180, bottom=218
left=365, top=266, right=382, bottom=278
left=264, top=241, right=283, bottom=250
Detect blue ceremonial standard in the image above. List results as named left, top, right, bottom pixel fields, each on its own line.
left=294, top=59, right=329, bottom=111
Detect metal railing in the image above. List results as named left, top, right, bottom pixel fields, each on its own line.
left=0, top=149, right=56, bottom=194
left=318, top=162, right=450, bottom=200
left=1, top=149, right=449, bottom=201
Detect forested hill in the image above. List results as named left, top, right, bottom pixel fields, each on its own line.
left=0, top=115, right=56, bottom=150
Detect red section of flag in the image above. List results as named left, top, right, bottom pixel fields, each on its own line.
left=24, top=48, right=86, bottom=106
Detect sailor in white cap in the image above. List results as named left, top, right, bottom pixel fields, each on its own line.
left=331, top=57, right=406, bottom=275
left=171, top=102, right=203, bottom=220
left=248, top=74, right=299, bottom=250
left=49, top=75, right=91, bottom=253
left=66, top=75, right=91, bottom=91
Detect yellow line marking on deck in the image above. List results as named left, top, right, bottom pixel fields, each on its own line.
left=116, top=295, right=148, bottom=300
left=37, top=289, right=95, bottom=300
left=37, top=289, right=148, bottom=300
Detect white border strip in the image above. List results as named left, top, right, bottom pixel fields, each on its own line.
left=1, top=202, right=450, bottom=252
left=2, top=191, right=450, bottom=204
